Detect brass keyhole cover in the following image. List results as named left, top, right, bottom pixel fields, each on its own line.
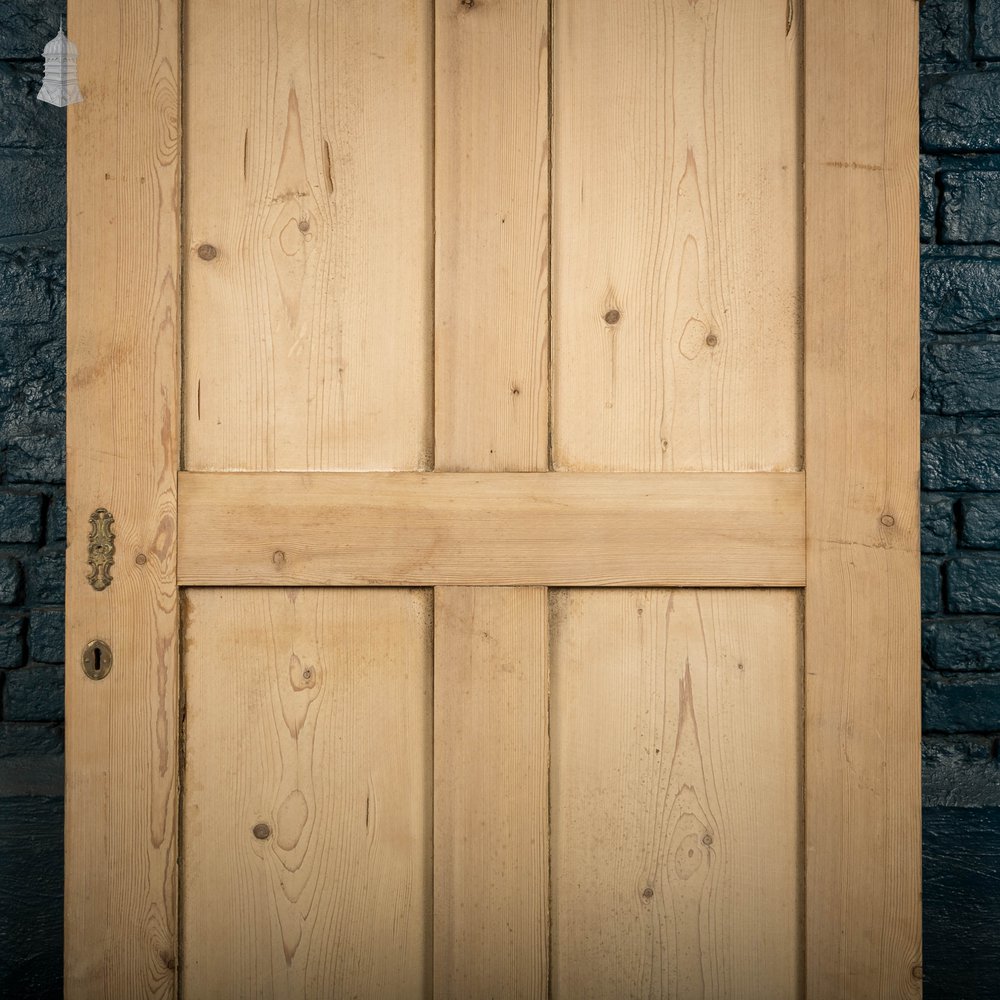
left=82, top=640, right=113, bottom=680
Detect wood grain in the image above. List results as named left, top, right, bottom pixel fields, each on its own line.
left=433, top=4, right=551, bottom=985
left=65, top=0, right=181, bottom=995
left=183, top=0, right=433, bottom=472
left=433, top=588, right=549, bottom=999
left=177, top=471, right=805, bottom=587
left=435, top=0, right=549, bottom=472
left=804, top=1, right=922, bottom=995
left=550, top=589, right=802, bottom=998
left=181, top=588, right=432, bottom=998
left=552, top=0, right=801, bottom=473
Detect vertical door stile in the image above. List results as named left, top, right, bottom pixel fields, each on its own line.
left=65, top=0, right=182, bottom=995
left=803, top=0, right=923, bottom=995
left=433, top=0, right=552, bottom=997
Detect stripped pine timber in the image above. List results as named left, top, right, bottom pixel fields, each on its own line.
left=804, top=0, right=922, bottom=995
left=182, top=589, right=432, bottom=998
left=550, top=589, right=802, bottom=998
left=433, top=588, right=549, bottom=998
left=184, top=0, right=433, bottom=472
left=433, top=3, right=551, bottom=990
left=435, top=0, right=549, bottom=473
left=176, top=471, right=805, bottom=587
left=65, top=0, right=181, bottom=996
left=552, top=0, right=801, bottom=474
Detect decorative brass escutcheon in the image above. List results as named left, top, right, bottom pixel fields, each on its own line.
left=87, top=508, right=115, bottom=591
left=82, top=640, right=112, bottom=680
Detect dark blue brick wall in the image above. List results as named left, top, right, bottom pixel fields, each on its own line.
left=0, top=2, right=65, bottom=997
left=922, top=1, right=1000, bottom=996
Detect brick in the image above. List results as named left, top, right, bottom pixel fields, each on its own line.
left=0, top=722, right=61, bottom=757
left=924, top=675, right=1000, bottom=730
left=922, top=340, right=1000, bottom=414
left=921, top=158, right=937, bottom=243
left=0, top=795, right=63, bottom=998
left=923, top=434, right=1000, bottom=490
left=0, top=0, right=64, bottom=59
left=0, top=491, right=42, bottom=544
left=0, top=613, right=24, bottom=669
left=947, top=557, right=1000, bottom=612
left=0, top=247, right=59, bottom=325
left=0, top=152, right=64, bottom=240
left=924, top=559, right=944, bottom=613
left=922, top=497, right=955, bottom=555
left=24, top=548, right=62, bottom=605
left=27, top=608, right=61, bottom=663
left=0, top=62, right=63, bottom=150
left=5, top=434, right=64, bottom=484
left=961, top=496, right=1000, bottom=547
left=977, top=0, right=1000, bottom=59
left=922, top=413, right=957, bottom=437
left=4, top=665, right=62, bottom=721
left=0, top=557, right=21, bottom=604
left=925, top=807, right=1000, bottom=1000
left=924, top=616, right=1000, bottom=671
left=924, top=738, right=1000, bottom=806
left=922, top=0, right=971, bottom=65
left=942, top=170, right=1000, bottom=243
left=921, top=257, right=1000, bottom=335
left=922, top=71, right=1000, bottom=152
left=45, top=492, right=64, bottom=542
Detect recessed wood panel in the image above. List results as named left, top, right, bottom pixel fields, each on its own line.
left=552, top=0, right=801, bottom=472
left=183, top=0, right=433, bottom=472
left=181, top=589, right=432, bottom=998
left=550, top=589, right=801, bottom=998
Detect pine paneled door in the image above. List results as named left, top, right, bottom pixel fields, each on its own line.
left=65, top=1, right=921, bottom=998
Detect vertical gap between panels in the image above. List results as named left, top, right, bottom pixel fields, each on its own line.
left=546, top=0, right=555, bottom=474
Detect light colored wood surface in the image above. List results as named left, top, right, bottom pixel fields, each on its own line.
left=183, top=0, right=433, bottom=472
left=177, top=471, right=805, bottom=587
left=181, top=588, right=432, bottom=998
left=433, top=5, right=551, bottom=989
left=433, top=588, right=549, bottom=999
left=65, top=0, right=181, bottom=995
left=550, top=589, right=802, bottom=998
left=435, top=0, right=549, bottom=472
left=804, top=1, right=922, bottom=995
left=551, top=0, right=801, bottom=473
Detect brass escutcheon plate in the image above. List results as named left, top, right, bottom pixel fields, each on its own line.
left=87, top=508, right=115, bottom=591
left=82, top=640, right=112, bottom=680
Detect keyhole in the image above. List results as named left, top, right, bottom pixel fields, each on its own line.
left=83, top=640, right=113, bottom=680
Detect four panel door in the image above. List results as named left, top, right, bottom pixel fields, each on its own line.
left=66, top=1, right=922, bottom=997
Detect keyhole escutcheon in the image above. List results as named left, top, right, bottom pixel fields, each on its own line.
left=82, top=640, right=113, bottom=680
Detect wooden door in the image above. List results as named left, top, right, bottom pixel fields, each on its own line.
left=65, top=1, right=921, bottom=998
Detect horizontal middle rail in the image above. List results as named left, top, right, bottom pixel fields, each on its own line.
left=177, top=472, right=805, bottom=587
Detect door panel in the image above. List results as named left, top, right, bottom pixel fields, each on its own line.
left=182, top=588, right=432, bottom=998
left=551, top=589, right=802, bottom=998
left=552, top=0, right=801, bottom=473
left=184, top=0, right=433, bottom=472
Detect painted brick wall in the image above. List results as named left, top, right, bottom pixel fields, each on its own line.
left=1, top=1, right=1000, bottom=996
left=0, top=2, right=66, bottom=996
left=922, top=1, right=1000, bottom=996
